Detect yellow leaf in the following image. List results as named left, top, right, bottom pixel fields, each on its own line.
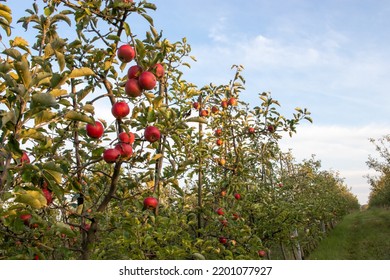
left=50, top=89, right=68, bottom=97
left=146, top=180, right=154, bottom=189
left=14, top=190, right=47, bottom=209
left=152, top=153, right=163, bottom=161
left=68, top=67, right=95, bottom=78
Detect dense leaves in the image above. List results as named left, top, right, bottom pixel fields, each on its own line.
left=0, top=0, right=358, bottom=260
left=366, top=135, right=390, bottom=208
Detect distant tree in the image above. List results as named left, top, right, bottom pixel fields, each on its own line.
left=366, top=135, right=390, bottom=208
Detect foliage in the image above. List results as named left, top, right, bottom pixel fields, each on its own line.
left=0, top=0, right=358, bottom=260
left=366, top=135, right=390, bottom=208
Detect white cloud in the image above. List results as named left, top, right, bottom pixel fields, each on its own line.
left=279, top=123, right=390, bottom=205
left=208, top=16, right=229, bottom=43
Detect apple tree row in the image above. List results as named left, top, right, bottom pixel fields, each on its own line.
left=0, top=0, right=358, bottom=260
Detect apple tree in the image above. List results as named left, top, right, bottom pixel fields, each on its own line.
left=0, top=0, right=359, bottom=260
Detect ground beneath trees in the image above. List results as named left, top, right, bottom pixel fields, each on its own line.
left=308, top=208, right=390, bottom=260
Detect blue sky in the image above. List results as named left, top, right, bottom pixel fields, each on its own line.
left=6, top=0, right=390, bottom=204
left=152, top=0, right=390, bottom=204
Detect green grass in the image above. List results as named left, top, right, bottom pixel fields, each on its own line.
left=308, top=208, right=390, bottom=260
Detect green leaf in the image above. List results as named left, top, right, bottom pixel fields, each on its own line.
left=55, top=50, right=65, bottom=72
left=52, top=13, right=71, bottom=27
left=143, top=3, right=157, bottom=10
left=54, top=222, right=76, bottom=238
left=1, top=110, right=16, bottom=128
left=31, top=92, right=57, bottom=107
left=146, top=106, right=156, bottom=122
left=123, top=22, right=131, bottom=37
left=135, top=39, right=146, bottom=60
left=64, top=110, right=94, bottom=124
left=31, top=72, right=52, bottom=87
left=76, top=85, right=93, bottom=102
left=20, top=128, right=46, bottom=142
left=152, top=96, right=164, bottom=108
left=83, top=104, right=95, bottom=114
left=50, top=73, right=68, bottom=88
left=68, top=67, right=95, bottom=78
left=304, top=116, right=313, bottom=123
left=185, top=117, right=208, bottom=124
left=43, top=44, right=54, bottom=59
left=44, top=7, right=53, bottom=16
left=106, top=35, right=120, bottom=42
left=7, top=134, right=21, bottom=156
left=170, top=178, right=184, bottom=197
left=34, top=110, right=56, bottom=126
left=14, top=54, right=31, bottom=88
left=43, top=162, right=63, bottom=184
left=2, top=48, right=21, bottom=60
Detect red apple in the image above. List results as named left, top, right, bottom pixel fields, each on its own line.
left=232, top=213, right=240, bottom=220
left=114, top=143, right=133, bottom=158
left=219, top=237, right=228, bottom=244
left=143, top=197, right=158, bottom=209
left=103, top=148, right=121, bottom=163
left=258, top=250, right=267, bottom=257
left=138, top=71, right=157, bottom=90
left=216, top=208, right=224, bottom=216
left=248, top=127, right=255, bottom=134
left=220, top=190, right=227, bottom=197
left=216, top=139, right=223, bottom=146
left=220, top=219, right=228, bottom=227
left=111, top=101, right=130, bottom=119
left=211, top=106, right=219, bottom=114
left=33, top=255, right=40, bottom=260
left=228, top=97, right=237, bottom=106
left=31, top=223, right=39, bottom=229
left=127, top=65, right=143, bottom=79
left=42, top=188, right=53, bottom=205
left=117, top=44, right=135, bottom=63
left=144, top=126, right=161, bottom=143
left=153, top=63, right=165, bottom=79
left=267, top=125, right=275, bottom=133
left=221, top=100, right=228, bottom=108
left=21, top=152, right=30, bottom=164
left=192, top=102, right=200, bottom=110
left=20, top=214, right=32, bottom=226
left=234, top=193, right=241, bottom=200
left=86, top=121, right=104, bottom=139
left=118, top=131, right=135, bottom=144
left=200, top=109, right=209, bottom=117
left=125, top=78, right=143, bottom=97
left=83, top=223, right=91, bottom=232
left=215, top=128, right=222, bottom=137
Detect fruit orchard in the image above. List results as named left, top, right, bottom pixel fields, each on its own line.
left=0, top=1, right=359, bottom=260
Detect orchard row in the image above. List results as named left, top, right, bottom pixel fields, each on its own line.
left=0, top=1, right=359, bottom=260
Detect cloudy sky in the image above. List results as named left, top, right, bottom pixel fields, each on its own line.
left=8, top=0, right=390, bottom=204
left=149, top=0, right=390, bottom=204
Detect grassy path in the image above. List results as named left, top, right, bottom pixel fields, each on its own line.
left=308, top=208, right=390, bottom=260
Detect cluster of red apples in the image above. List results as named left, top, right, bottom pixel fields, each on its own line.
left=85, top=44, right=163, bottom=162
left=85, top=44, right=163, bottom=209
left=215, top=192, right=266, bottom=258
